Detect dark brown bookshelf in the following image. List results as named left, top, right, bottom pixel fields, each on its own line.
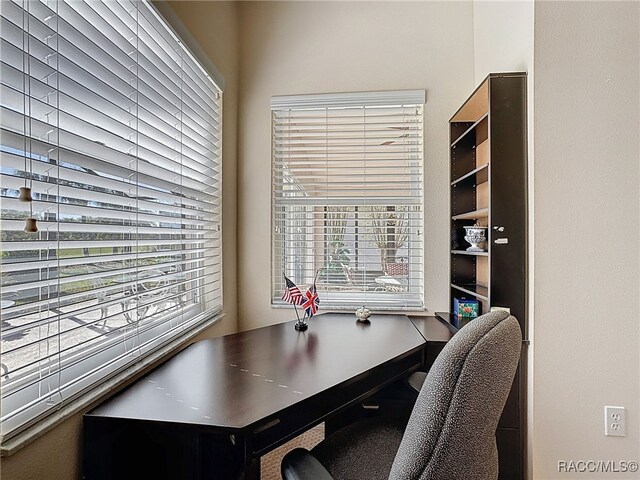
left=450, top=249, right=488, bottom=257
left=451, top=208, right=489, bottom=221
left=451, top=282, right=489, bottom=301
left=445, top=72, right=528, bottom=480
left=450, top=112, right=489, bottom=147
left=451, top=163, right=489, bottom=186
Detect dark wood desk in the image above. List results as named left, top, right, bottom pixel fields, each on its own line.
left=409, top=315, right=457, bottom=369
left=84, top=313, right=431, bottom=480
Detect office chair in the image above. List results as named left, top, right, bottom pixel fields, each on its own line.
left=281, top=310, right=522, bottom=480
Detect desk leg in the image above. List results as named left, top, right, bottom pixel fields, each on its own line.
left=241, top=459, right=260, bottom=480
left=237, top=435, right=260, bottom=480
left=197, top=432, right=246, bottom=479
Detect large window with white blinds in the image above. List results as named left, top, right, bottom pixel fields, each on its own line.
left=271, top=91, right=424, bottom=310
left=0, top=0, right=222, bottom=439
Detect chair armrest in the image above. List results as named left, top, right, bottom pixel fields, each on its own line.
left=281, top=448, right=335, bottom=480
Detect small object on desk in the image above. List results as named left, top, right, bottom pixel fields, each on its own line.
left=453, top=297, right=479, bottom=319
left=355, top=305, right=371, bottom=322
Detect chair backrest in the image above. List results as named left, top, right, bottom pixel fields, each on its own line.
left=389, top=310, right=522, bottom=480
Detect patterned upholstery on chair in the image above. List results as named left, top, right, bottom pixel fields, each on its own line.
left=312, top=417, right=405, bottom=480
left=388, top=310, right=521, bottom=480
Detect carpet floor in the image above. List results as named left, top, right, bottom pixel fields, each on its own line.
left=260, top=424, right=325, bottom=480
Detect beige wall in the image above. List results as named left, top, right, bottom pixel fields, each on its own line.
left=473, top=0, right=534, bottom=85
left=533, top=1, right=640, bottom=478
left=237, top=1, right=476, bottom=331
left=0, top=2, right=239, bottom=479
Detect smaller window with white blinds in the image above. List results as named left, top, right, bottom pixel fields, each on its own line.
left=0, top=0, right=222, bottom=440
left=271, top=91, right=425, bottom=310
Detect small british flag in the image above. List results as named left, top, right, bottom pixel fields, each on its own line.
left=302, top=283, right=320, bottom=318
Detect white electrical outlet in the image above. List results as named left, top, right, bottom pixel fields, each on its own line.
left=604, top=406, right=626, bottom=437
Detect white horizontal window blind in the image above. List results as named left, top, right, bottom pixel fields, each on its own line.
left=271, top=91, right=425, bottom=310
left=0, top=0, right=222, bottom=439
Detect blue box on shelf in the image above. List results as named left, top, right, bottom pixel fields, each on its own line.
left=453, top=297, right=480, bottom=319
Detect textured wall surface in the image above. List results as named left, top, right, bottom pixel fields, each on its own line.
left=532, top=2, right=640, bottom=478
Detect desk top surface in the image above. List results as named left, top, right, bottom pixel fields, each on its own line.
left=88, top=313, right=431, bottom=430
left=409, top=316, right=457, bottom=343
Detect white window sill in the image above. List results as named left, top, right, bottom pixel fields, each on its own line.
left=271, top=303, right=427, bottom=314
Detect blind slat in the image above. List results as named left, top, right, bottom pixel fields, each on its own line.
left=0, top=248, right=212, bottom=272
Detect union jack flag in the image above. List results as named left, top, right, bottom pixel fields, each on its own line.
left=282, top=275, right=304, bottom=305
left=302, top=283, right=320, bottom=317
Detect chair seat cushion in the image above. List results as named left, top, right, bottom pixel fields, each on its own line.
left=311, top=417, right=406, bottom=480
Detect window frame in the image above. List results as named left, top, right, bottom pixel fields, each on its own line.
left=270, top=90, right=426, bottom=311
